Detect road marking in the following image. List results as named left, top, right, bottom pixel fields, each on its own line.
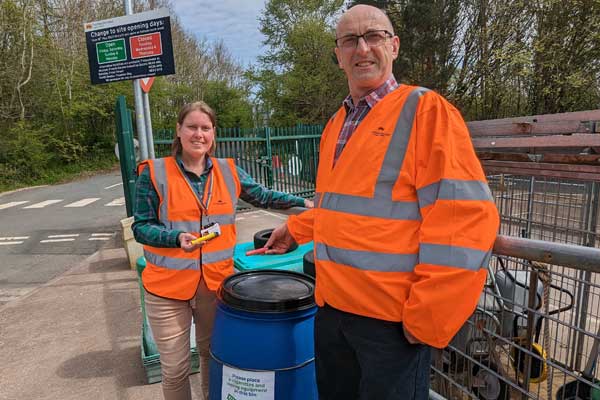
left=0, top=236, right=29, bottom=240
left=48, top=234, right=79, bottom=238
left=0, top=287, right=35, bottom=302
left=262, top=210, right=288, bottom=220
left=104, top=182, right=123, bottom=189
left=0, top=201, right=29, bottom=210
left=106, top=197, right=125, bottom=206
left=89, top=233, right=114, bottom=241
left=23, top=200, right=63, bottom=209
left=40, top=238, right=75, bottom=243
left=0, top=241, right=24, bottom=245
left=64, top=198, right=101, bottom=207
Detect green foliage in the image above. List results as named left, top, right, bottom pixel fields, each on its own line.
left=0, top=0, right=254, bottom=192
left=254, top=0, right=346, bottom=126
left=203, top=81, right=254, bottom=128
left=0, top=122, right=52, bottom=184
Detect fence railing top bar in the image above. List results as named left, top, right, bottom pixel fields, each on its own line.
left=469, top=120, right=595, bottom=137
left=472, top=134, right=600, bottom=149
left=467, top=109, right=600, bottom=127
left=493, top=234, right=600, bottom=273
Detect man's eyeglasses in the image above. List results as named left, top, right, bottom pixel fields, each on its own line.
left=335, top=30, right=393, bottom=50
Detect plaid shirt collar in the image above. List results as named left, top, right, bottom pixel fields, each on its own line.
left=176, top=154, right=213, bottom=176
left=342, top=75, right=399, bottom=112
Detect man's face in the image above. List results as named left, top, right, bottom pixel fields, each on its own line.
left=334, top=8, right=399, bottom=98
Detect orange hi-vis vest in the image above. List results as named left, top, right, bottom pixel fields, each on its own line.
left=287, top=85, right=500, bottom=348
left=140, top=156, right=241, bottom=299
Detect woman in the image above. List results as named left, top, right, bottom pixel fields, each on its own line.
left=132, top=101, right=312, bottom=400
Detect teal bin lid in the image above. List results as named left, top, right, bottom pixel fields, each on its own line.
left=136, top=256, right=146, bottom=277
left=233, top=241, right=314, bottom=273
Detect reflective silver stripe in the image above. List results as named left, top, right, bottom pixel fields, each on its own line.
left=151, top=158, right=170, bottom=224
left=314, top=192, right=322, bottom=205
left=202, top=247, right=235, bottom=263
left=171, top=216, right=234, bottom=233
left=318, top=88, right=429, bottom=220
left=420, top=243, right=489, bottom=271
left=201, top=214, right=235, bottom=227
left=144, top=250, right=200, bottom=271
left=320, top=192, right=421, bottom=220
left=417, top=179, right=494, bottom=209
left=170, top=221, right=202, bottom=233
left=375, top=87, right=429, bottom=198
left=215, top=158, right=238, bottom=209
left=315, top=242, right=417, bottom=272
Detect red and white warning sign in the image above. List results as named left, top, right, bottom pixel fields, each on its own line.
left=140, top=77, right=155, bottom=93
left=130, top=32, right=163, bottom=59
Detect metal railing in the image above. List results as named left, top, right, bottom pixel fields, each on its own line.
left=154, top=125, right=323, bottom=198
left=432, top=110, right=600, bottom=400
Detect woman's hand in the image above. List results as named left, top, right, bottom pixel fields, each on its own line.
left=304, top=199, right=314, bottom=208
left=178, top=232, right=204, bottom=252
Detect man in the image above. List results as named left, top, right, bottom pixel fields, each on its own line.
left=265, top=4, right=499, bottom=399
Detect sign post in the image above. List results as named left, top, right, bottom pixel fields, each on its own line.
left=84, top=7, right=175, bottom=160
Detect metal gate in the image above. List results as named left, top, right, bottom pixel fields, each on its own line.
left=154, top=125, right=322, bottom=198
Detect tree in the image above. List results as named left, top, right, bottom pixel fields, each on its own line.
left=528, top=0, right=600, bottom=114
left=253, top=0, right=347, bottom=126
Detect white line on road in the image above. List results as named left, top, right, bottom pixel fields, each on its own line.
left=0, top=287, right=35, bottom=302
left=106, top=197, right=125, bottom=206
left=23, top=200, right=63, bottom=209
left=0, top=236, right=29, bottom=240
left=0, top=241, right=24, bottom=245
left=47, top=234, right=80, bottom=238
left=261, top=210, right=288, bottom=220
left=0, top=201, right=29, bottom=210
left=40, top=238, right=75, bottom=243
left=91, top=233, right=114, bottom=236
left=64, top=198, right=101, bottom=207
left=104, top=182, right=123, bottom=189
left=89, top=237, right=110, bottom=241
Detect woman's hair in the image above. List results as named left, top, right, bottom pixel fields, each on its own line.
left=171, top=101, right=217, bottom=157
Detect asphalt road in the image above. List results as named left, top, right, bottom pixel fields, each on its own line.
left=0, top=170, right=128, bottom=306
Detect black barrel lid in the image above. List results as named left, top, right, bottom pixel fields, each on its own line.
left=218, top=270, right=315, bottom=313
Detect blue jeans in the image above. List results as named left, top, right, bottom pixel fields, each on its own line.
left=315, top=304, right=431, bottom=400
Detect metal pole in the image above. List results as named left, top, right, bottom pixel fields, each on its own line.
left=124, top=0, right=148, bottom=161
left=142, top=91, right=155, bottom=159
left=133, top=82, right=149, bottom=160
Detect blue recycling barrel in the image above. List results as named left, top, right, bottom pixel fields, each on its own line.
left=209, top=270, right=318, bottom=400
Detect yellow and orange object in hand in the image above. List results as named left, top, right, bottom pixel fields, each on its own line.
left=190, top=232, right=219, bottom=245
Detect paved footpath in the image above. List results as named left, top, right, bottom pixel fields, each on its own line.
left=0, top=209, right=291, bottom=400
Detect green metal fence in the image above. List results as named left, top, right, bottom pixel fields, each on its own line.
left=154, top=125, right=324, bottom=198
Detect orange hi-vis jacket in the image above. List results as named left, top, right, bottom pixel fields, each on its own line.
left=140, top=156, right=241, bottom=299
left=287, top=85, right=499, bottom=348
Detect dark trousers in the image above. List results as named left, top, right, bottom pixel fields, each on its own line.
left=315, top=304, right=431, bottom=400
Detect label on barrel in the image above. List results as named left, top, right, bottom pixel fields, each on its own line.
left=222, top=365, right=275, bottom=400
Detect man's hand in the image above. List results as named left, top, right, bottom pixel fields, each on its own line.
left=304, top=199, right=314, bottom=208
left=265, top=223, right=296, bottom=254
left=403, top=324, right=424, bottom=345
left=178, top=232, right=204, bottom=253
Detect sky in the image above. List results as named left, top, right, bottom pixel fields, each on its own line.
left=171, top=0, right=268, bottom=68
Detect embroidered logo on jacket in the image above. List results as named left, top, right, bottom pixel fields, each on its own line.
left=371, top=126, right=391, bottom=137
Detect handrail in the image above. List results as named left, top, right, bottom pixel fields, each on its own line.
left=493, top=234, right=600, bottom=273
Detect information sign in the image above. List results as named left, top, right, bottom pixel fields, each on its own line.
left=84, top=8, right=175, bottom=84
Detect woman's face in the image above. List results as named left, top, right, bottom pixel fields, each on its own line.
left=176, top=110, right=215, bottom=160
